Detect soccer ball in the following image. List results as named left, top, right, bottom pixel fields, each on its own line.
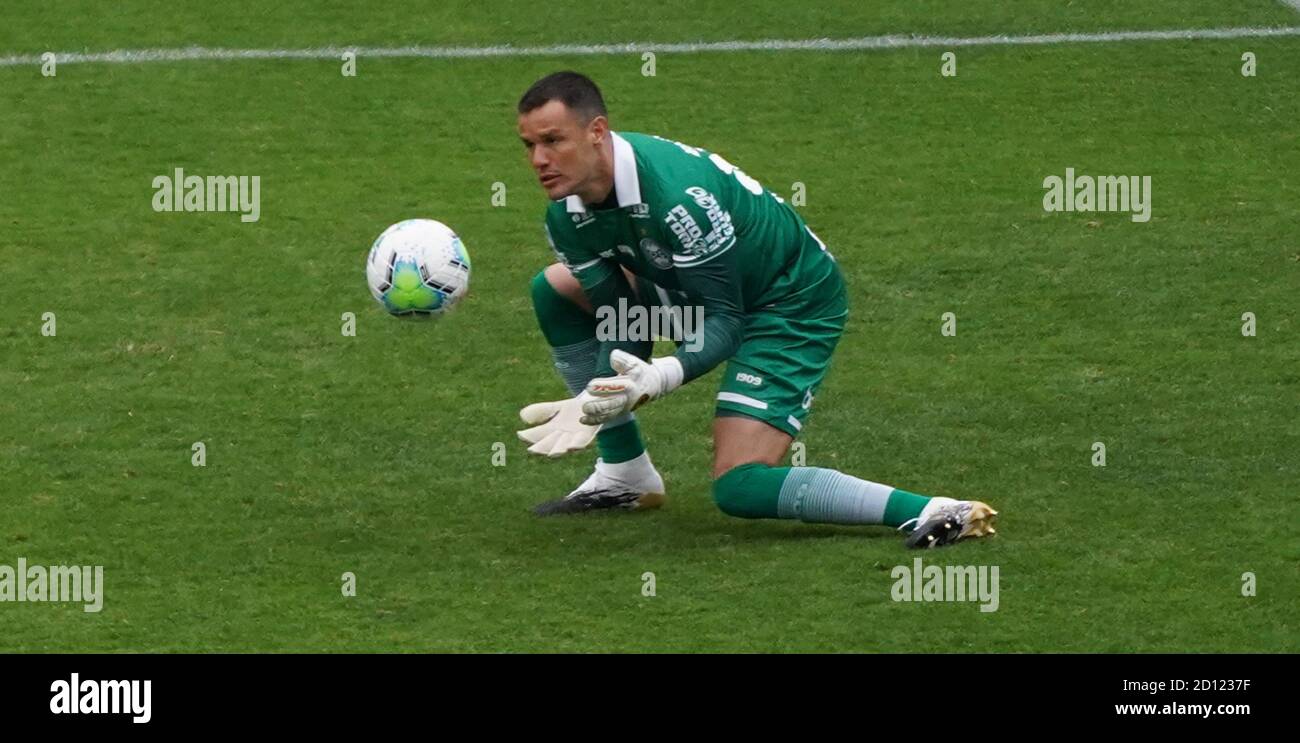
left=366, top=219, right=471, bottom=317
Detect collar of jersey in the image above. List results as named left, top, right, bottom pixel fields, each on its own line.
left=564, top=131, right=643, bottom=214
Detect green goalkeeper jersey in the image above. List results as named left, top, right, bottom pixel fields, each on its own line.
left=543, top=131, right=840, bottom=382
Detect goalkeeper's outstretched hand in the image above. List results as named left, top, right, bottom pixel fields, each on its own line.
left=517, top=392, right=601, bottom=457
left=580, top=350, right=683, bottom=425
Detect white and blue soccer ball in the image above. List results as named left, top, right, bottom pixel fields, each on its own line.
left=366, top=219, right=471, bottom=317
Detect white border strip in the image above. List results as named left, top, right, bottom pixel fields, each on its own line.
left=3, top=26, right=1300, bottom=67
left=717, top=392, right=768, bottom=410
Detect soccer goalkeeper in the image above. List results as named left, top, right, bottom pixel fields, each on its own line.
left=515, top=71, right=997, bottom=548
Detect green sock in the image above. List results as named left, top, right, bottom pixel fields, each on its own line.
left=596, top=418, right=646, bottom=464
left=881, top=488, right=930, bottom=527
left=713, top=463, right=931, bottom=526
left=531, top=270, right=646, bottom=464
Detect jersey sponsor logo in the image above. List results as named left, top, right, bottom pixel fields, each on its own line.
left=685, top=186, right=717, bottom=209
left=665, top=188, right=736, bottom=265
left=664, top=204, right=705, bottom=252
left=735, top=372, right=763, bottom=387
left=685, top=186, right=736, bottom=244
left=639, top=238, right=673, bottom=269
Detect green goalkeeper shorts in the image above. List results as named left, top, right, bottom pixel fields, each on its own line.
left=714, top=265, right=848, bottom=438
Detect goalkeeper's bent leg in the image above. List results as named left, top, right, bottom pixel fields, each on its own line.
left=712, top=463, right=931, bottom=526
left=530, top=270, right=644, bottom=463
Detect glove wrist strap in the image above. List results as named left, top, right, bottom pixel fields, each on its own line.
left=652, top=356, right=685, bottom=396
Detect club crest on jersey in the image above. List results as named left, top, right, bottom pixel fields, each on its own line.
left=639, top=238, right=673, bottom=269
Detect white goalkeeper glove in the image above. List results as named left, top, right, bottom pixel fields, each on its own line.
left=517, top=391, right=602, bottom=457
left=580, top=350, right=684, bottom=425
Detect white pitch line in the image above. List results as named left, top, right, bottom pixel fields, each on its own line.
left=2, top=26, right=1300, bottom=67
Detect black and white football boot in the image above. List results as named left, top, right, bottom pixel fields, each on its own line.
left=532, top=453, right=666, bottom=516
left=901, top=497, right=999, bottom=549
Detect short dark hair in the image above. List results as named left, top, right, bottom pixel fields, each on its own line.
left=518, top=71, right=607, bottom=123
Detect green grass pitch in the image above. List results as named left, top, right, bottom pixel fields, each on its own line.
left=1, top=1, right=1296, bottom=652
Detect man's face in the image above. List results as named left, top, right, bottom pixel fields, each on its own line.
left=517, top=100, right=605, bottom=200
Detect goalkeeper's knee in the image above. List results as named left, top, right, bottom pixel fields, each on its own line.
left=712, top=462, right=784, bottom=519
left=529, top=268, right=567, bottom=318
left=530, top=269, right=595, bottom=347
